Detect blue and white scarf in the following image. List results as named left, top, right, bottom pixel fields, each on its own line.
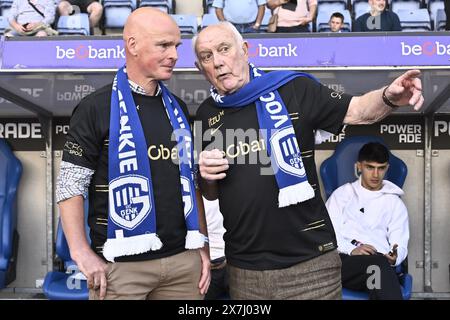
left=211, top=64, right=316, bottom=207
left=103, top=67, right=204, bottom=262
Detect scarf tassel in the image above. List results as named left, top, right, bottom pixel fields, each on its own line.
left=278, top=182, right=315, bottom=208
left=103, top=233, right=162, bottom=262
left=185, top=230, right=205, bottom=249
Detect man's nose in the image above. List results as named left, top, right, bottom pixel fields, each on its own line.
left=373, top=169, right=379, bottom=178
left=212, top=53, right=224, bottom=68
left=168, top=46, right=178, bottom=61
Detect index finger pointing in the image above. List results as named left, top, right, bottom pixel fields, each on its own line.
left=400, top=70, right=422, bottom=84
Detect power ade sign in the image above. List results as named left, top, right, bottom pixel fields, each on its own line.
left=0, top=118, right=69, bottom=151
left=433, top=115, right=450, bottom=149
left=2, top=116, right=449, bottom=151
left=1, top=35, right=449, bottom=69
left=316, top=116, right=425, bottom=150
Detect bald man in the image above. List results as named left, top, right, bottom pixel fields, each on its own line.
left=56, top=8, right=210, bottom=300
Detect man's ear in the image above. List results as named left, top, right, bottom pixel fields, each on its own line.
left=127, top=36, right=137, bottom=56
left=242, top=41, right=249, bottom=57
left=356, top=162, right=362, bottom=175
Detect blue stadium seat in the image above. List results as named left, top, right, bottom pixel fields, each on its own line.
left=316, top=10, right=352, bottom=32
left=435, top=8, right=447, bottom=30
left=318, top=0, right=347, bottom=6
left=201, top=12, right=219, bottom=28
left=204, top=0, right=215, bottom=14
left=318, top=2, right=347, bottom=15
left=0, top=15, right=9, bottom=35
left=320, top=135, right=412, bottom=300
left=57, top=13, right=91, bottom=35
left=391, top=1, right=421, bottom=14
left=103, top=0, right=137, bottom=29
left=42, top=200, right=90, bottom=300
left=0, top=139, right=22, bottom=289
left=429, top=0, right=445, bottom=25
left=0, top=0, right=13, bottom=18
left=139, top=0, right=173, bottom=14
left=354, top=2, right=370, bottom=19
left=170, top=14, right=198, bottom=34
left=397, top=9, right=431, bottom=31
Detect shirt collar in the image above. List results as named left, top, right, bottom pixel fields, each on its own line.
left=128, top=80, right=161, bottom=96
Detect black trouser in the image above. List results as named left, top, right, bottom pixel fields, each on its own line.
left=339, top=253, right=403, bottom=300
left=205, top=257, right=229, bottom=300
left=276, top=25, right=310, bottom=33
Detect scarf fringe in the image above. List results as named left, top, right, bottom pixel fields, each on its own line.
left=103, top=233, right=163, bottom=262
left=278, top=182, right=315, bottom=208
left=185, top=230, right=205, bottom=249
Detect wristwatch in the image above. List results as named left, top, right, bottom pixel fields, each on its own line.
left=382, top=86, right=400, bottom=109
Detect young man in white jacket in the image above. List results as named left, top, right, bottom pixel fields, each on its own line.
left=326, top=142, right=409, bottom=300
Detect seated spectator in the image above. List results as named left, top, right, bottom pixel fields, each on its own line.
left=445, top=0, right=449, bottom=31
left=326, top=142, right=409, bottom=300
left=353, top=0, right=401, bottom=32
left=6, top=0, right=57, bottom=37
left=58, top=0, right=103, bottom=33
left=329, top=12, right=344, bottom=32
left=267, top=0, right=316, bottom=33
left=213, top=0, right=266, bottom=33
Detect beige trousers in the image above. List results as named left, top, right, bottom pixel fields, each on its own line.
left=89, top=250, right=204, bottom=300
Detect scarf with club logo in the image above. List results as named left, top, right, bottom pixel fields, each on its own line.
left=210, top=64, right=317, bottom=207
left=103, top=66, right=204, bottom=262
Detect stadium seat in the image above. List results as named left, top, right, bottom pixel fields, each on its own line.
left=391, top=1, right=421, bottom=14
left=42, top=200, right=90, bottom=300
left=201, top=12, right=219, bottom=28
left=139, top=0, right=173, bottom=14
left=318, top=2, right=347, bottom=14
left=103, top=0, right=137, bottom=29
left=397, top=9, right=431, bottom=31
left=57, top=13, right=91, bottom=35
left=354, top=2, right=370, bottom=19
left=0, top=0, right=13, bottom=19
left=429, top=0, right=445, bottom=25
left=170, top=14, right=198, bottom=34
left=0, top=139, right=22, bottom=289
left=435, top=9, right=447, bottom=30
left=319, top=135, right=412, bottom=300
left=204, top=0, right=215, bottom=14
left=316, top=10, right=352, bottom=32
left=318, top=0, right=347, bottom=5
left=0, top=15, right=9, bottom=35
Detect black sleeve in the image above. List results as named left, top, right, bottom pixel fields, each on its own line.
left=353, top=16, right=363, bottom=32
left=392, top=12, right=402, bottom=31
left=293, top=77, right=352, bottom=135
left=62, top=96, right=103, bottom=170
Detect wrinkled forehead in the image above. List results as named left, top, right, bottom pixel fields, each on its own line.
left=196, top=26, right=236, bottom=50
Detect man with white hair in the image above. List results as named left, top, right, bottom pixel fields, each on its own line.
left=193, top=21, right=422, bottom=299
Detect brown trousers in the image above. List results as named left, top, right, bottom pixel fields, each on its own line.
left=228, top=250, right=342, bottom=300
left=89, top=250, right=204, bottom=300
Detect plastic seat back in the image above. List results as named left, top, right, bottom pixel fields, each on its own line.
left=0, top=139, right=22, bottom=288
left=320, top=135, right=412, bottom=300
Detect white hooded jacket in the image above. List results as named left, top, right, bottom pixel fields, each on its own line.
left=325, top=177, right=409, bottom=266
